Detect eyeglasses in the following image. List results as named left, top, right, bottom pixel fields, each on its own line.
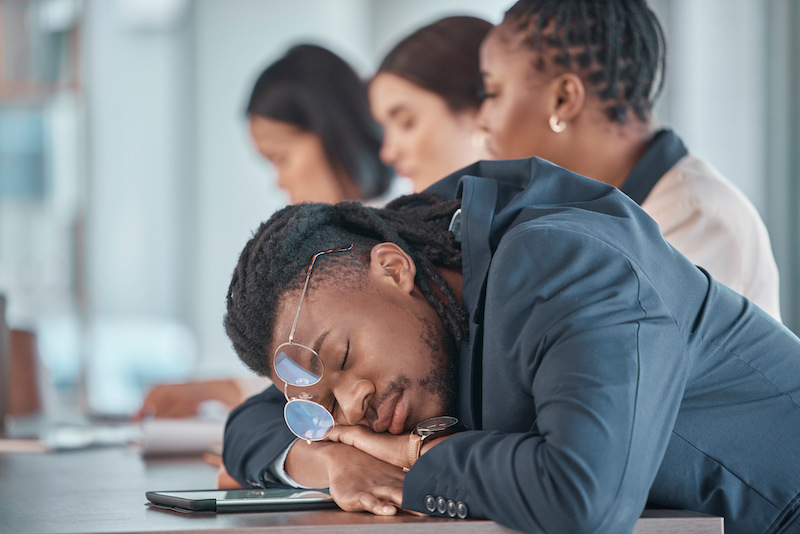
left=274, top=244, right=353, bottom=443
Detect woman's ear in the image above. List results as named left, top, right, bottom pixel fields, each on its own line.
left=550, top=73, right=586, bottom=121
left=369, top=242, right=416, bottom=295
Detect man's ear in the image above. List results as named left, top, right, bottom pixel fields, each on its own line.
left=369, top=242, right=416, bottom=295
left=550, top=72, right=585, bottom=121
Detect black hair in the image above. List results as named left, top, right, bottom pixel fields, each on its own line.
left=247, top=44, right=393, bottom=199
left=377, top=16, right=494, bottom=112
left=501, top=0, right=666, bottom=123
left=224, top=193, right=466, bottom=377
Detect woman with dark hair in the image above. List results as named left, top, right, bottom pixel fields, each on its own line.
left=478, top=0, right=781, bottom=320
left=133, top=44, right=405, bottom=422
left=370, top=16, right=494, bottom=192
left=248, top=44, right=399, bottom=204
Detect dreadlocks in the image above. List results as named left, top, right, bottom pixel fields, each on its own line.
left=502, top=0, right=666, bottom=123
left=224, top=192, right=466, bottom=377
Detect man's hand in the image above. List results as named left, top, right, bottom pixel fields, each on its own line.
left=320, top=443, right=406, bottom=515
left=326, top=425, right=410, bottom=468
left=286, top=429, right=451, bottom=515
left=287, top=440, right=406, bottom=515
left=327, top=424, right=459, bottom=470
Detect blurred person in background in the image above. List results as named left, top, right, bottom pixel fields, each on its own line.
left=134, top=44, right=404, bottom=421
left=477, top=0, right=782, bottom=320
left=248, top=44, right=404, bottom=205
left=369, top=16, right=493, bottom=192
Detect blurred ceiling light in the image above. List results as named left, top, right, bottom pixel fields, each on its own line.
left=116, top=0, right=189, bottom=32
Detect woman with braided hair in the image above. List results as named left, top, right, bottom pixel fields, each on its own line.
left=478, top=0, right=782, bottom=320
left=223, top=156, right=800, bottom=533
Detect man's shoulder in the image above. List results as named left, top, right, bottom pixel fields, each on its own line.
left=425, top=158, right=546, bottom=200
left=492, top=212, right=653, bottom=266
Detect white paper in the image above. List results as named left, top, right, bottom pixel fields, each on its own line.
left=139, top=417, right=224, bottom=456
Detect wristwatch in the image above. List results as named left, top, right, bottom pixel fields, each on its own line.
left=405, top=416, right=465, bottom=470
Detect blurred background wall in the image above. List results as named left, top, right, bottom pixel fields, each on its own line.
left=0, top=0, right=798, bottom=417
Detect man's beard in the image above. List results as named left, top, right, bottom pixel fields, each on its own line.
left=417, top=314, right=459, bottom=416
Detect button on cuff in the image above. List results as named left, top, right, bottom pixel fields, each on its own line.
left=446, top=499, right=457, bottom=517
left=424, top=495, right=436, bottom=513
left=436, top=496, right=447, bottom=514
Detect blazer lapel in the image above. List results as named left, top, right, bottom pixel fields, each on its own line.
left=456, top=175, right=497, bottom=430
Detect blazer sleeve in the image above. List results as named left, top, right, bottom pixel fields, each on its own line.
left=222, top=384, right=296, bottom=487
left=403, top=223, right=692, bottom=533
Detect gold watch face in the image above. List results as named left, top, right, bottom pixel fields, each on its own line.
left=416, top=415, right=458, bottom=436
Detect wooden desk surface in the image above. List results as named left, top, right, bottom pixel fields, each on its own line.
left=0, top=445, right=723, bottom=534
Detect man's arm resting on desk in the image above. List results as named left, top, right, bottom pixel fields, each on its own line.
left=286, top=439, right=406, bottom=515
left=223, top=386, right=405, bottom=515
left=223, top=386, right=296, bottom=487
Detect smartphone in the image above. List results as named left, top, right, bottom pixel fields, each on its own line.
left=145, top=488, right=338, bottom=513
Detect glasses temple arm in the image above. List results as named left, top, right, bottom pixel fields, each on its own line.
left=287, top=244, right=354, bottom=344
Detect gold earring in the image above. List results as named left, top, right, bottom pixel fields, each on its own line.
left=549, top=114, right=566, bottom=133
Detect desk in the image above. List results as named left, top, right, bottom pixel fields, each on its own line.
left=0, top=446, right=723, bottom=533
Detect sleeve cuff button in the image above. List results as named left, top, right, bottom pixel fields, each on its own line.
left=446, top=500, right=457, bottom=517
left=436, top=496, right=447, bottom=514
left=425, top=495, right=436, bottom=513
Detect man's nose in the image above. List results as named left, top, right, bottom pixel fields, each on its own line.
left=333, top=377, right=374, bottom=425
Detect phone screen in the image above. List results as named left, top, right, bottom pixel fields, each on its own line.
left=155, top=488, right=331, bottom=502
left=146, top=488, right=337, bottom=513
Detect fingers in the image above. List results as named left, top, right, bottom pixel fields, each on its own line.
left=130, top=406, right=148, bottom=422
left=131, top=396, right=159, bottom=421
left=371, top=485, right=426, bottom=517
left=215, top=465, right=243, bottom=489
left=358, top=492, right=398, bottom=516
left=371, top=483, right=404, bottom=507
left=324, top=442, right=407, bottom=516
left=131, top=384, right=203, bottom=420
left=324, top=425, right=365, bottom=446
left=337, top=486, right=403, bottom=516
left=326, top=426, right=408, bottom=468
left=324, top=427, right=342, bottom=443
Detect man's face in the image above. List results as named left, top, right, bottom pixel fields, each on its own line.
left=269, top=262, right=457, bottom=435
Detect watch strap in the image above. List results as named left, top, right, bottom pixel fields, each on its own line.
left=407, top=432, right=423, bottom=469
left=405, top=423, right=467, bottom=470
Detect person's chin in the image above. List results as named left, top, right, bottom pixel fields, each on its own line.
left=483, top=142, right=503, bottom=161
left=411, top=173, right=445, bottom=192
left=393, top=164, right=412, bottom=179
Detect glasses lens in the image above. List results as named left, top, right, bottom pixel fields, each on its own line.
left=274, top=343, right=323, bottom=386
left=284, top=399, right=334, bottom=441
